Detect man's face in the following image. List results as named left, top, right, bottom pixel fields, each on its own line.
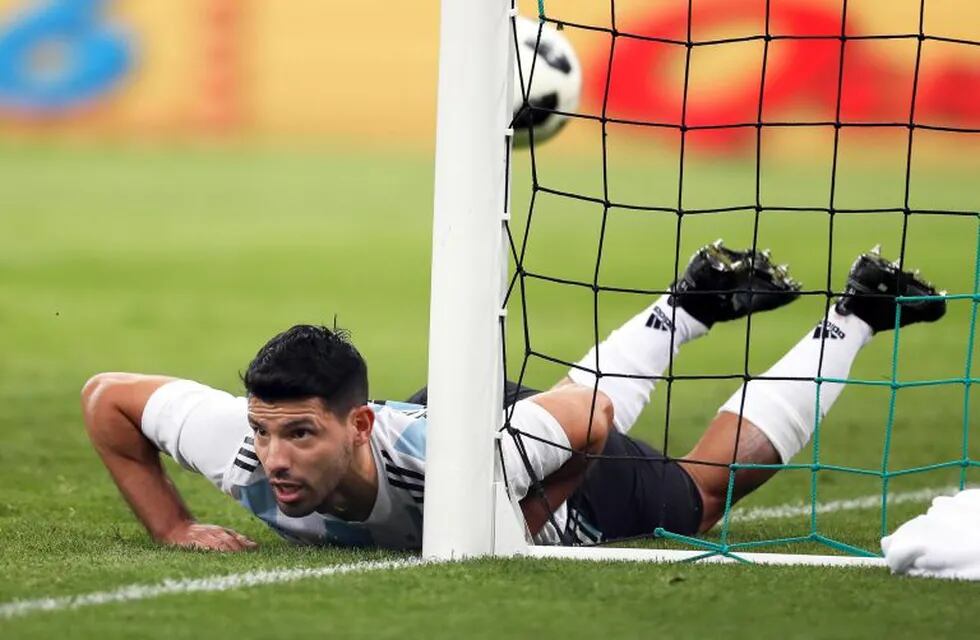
left=247, top=396, right=361, bottom=518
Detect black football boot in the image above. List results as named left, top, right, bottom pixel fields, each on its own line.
left=835, top=245, right=946, bottom=333
left=668, top=239, right=803, bottom=327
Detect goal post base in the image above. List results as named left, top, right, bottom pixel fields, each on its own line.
left=492, top=481, right=532, bottom=556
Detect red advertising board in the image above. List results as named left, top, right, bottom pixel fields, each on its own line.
left=585, top=0, right=979, bottom=153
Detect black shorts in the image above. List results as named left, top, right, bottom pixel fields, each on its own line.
left=405, top=382, right=703, bottom=544
left=566, top=430, right=703, bottom=543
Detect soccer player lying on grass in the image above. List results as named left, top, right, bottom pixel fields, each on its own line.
left=81, top=242, right=946, bottom=551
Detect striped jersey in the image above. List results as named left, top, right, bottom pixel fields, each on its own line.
left=221, top=401, right=430, bottom=550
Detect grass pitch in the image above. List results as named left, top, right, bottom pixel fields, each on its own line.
left=1, top=143, right=979, bottom=638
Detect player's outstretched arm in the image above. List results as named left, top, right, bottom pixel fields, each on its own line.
left=81, top=373, right=256, bottom=552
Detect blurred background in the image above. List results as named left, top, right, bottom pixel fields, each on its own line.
left=0, top=0, right=974, bottom=149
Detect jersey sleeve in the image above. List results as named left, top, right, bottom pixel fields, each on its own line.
left=140, top=379, right=250, bottom=490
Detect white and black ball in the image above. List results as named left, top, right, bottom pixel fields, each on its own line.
left=511, top=16, right=582, bottom=148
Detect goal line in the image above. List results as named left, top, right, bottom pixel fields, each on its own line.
left=0, top=558, right=423, bottom=621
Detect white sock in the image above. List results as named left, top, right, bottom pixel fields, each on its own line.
left=568, top=295, right=709, bottom=433
left=718, top=308, right=874, bottom=463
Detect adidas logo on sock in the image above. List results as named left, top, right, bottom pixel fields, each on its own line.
left=812, top=320, right=846, bottom=340
left=645, top=306, right=674, bottom=332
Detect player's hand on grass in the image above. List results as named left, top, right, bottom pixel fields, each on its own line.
left=162, top=523, right=258, bottom=552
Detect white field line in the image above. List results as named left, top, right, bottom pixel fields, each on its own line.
left=0, top=486, right=960, bottom=621
left=0, top=558, right=423, bottom=621
left=729, top=485, right=959, bottom=523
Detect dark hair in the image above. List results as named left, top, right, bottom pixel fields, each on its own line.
left=243, top=324, right=368, bottom=416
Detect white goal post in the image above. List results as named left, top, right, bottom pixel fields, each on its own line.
left=422, top=0, right=513, bottom=559
left=422, top=0, right=886, bottom=569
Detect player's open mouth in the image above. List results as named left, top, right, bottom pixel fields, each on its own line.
left=271, top=482, right=305, bottom=504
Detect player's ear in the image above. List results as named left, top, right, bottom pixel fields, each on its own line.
left=349, top=405, right=374, bottom=445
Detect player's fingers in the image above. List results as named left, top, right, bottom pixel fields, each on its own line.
left=214, top=536, right=241, bottom=552
left=182, top=537, right=224, bottom=552
left=217, top=530, right=256, bottom=552
left=173, top=530, right=219, bottom=551
left=170, top=525, right=249, bottom=552
left=211, top=530, right=247, bottom=552
left=225, top=528, right=258, bottom=550
left=225, top=528, right=256, bottom=547
left=195, top=529, right=241, bottom=552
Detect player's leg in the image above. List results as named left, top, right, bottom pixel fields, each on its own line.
left=563, top=430, right=704, bottom=543
left=500, top=385, right=614, bottom=536
left=520, top=243, right=799, bottom=543
left=683, top=247, right=947, bottom=532
left=559, top=240, right=801, bottom=433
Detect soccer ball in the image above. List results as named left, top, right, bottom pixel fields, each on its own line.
left=511, top=16, right=582, bottom=148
